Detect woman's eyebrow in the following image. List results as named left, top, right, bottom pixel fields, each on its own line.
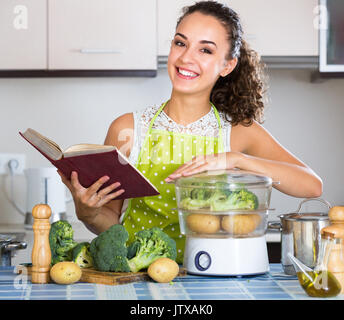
left=175, top=32, right=217, bottom=47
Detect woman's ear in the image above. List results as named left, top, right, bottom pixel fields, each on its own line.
left=220, top=58, right=238, bottom=77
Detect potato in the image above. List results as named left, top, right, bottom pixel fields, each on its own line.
left=148, top=258, right=179, bottom=283
left=186, top=213, right=221, bottom=234
left=50, top=262, right=82, bottom=285
left=221, top=214, right=262, bottom=235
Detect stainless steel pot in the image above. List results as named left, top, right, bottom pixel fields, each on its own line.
left=268, top=198, right=331, bottom=275
left=0, top=233, right=27, bottom=266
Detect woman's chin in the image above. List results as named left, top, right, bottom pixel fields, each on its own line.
left=170, top=79, right=202, bottom=94
left=172, top=86, right=196, bottom=95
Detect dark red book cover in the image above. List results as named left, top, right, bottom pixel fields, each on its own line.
left=19, top=132, right=159, bottom=200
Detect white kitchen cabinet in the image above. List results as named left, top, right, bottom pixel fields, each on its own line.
left=0, top=0, right=47, bottom=70
left=48, top=0, right=157, bottom=70
left=157, top=0, right=195, bottom=57
left=157, top=0, right=319, bottom=57
left=228, top=0, right=318, bottom=56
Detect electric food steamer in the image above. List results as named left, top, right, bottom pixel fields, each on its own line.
left=174, top=169, right=274, bottom=276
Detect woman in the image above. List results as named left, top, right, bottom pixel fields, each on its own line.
left=58, top=1, right=322, bottom=263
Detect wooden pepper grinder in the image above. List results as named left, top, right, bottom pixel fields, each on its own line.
left=31, top=204, right=52, bottom=284
left=321, top=206, right=344, bottom=293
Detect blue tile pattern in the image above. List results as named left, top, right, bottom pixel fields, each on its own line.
left=0, top=264, right=343, bottom=300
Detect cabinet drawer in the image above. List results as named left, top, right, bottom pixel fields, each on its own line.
left=228, top=0, right=318, bottom=56
left=0, top=0, right=47, bottom=70
left=48, top=0, right=157, bottom=70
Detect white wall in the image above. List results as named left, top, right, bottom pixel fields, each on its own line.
left=0, top=68, right=343, bottom=227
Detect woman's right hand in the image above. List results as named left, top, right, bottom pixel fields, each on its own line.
left=57, top=170, right=125, bottom=225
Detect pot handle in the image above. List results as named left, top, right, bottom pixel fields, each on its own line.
left=4, top=241, right=27, bottom=252
left=295, top=198, right=332, bottom=214
left=267, top=221, right=282, bottom=232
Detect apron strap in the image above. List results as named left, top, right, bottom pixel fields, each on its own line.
left=136, top=101, right=168, bottom=166
left=211, top=102, right=225, bottom=153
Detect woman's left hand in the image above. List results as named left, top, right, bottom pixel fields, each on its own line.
left=165, top=151, right=243, bottom=182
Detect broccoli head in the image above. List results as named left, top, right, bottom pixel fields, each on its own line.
left=190, top=188, right=213, bottom=201
left=180, top=197, right=210, bottom=210
left=49, top=220, right=77, bottom=265
left=127, top=227, right=177, bottom=273
left=127, top=240, right=140, bottom=260
left=180, top=181, right=235, bottom=210
left=72, top=242, right=93, bottom=268
left=210, top=188, right=259, bottom=211
left=90, top=224, right=130, bottom=272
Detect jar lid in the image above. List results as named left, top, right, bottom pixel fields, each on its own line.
left=321, top=225, right=344, bottom=239
left=321, top=231, right=335, bottom=239
left=174, top=169, right=272, bottom=189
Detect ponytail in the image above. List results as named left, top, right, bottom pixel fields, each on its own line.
left=211, top=40, right=267, bottom=126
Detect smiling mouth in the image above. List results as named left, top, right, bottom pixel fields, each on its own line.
left=176, top=67, right=200, bottom=79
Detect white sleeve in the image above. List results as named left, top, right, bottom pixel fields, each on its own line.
left=128, top=110, right=141, bottom=165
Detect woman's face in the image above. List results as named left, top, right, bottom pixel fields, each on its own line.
left=167, top=12, right=236, bottom=96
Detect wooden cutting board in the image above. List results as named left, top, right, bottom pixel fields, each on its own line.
left=80, top=267, right=187, bottom=285
left=19, top=265, right=187, bottom=286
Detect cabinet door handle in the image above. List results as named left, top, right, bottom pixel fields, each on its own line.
left=79, top=48, right=122, bottom=54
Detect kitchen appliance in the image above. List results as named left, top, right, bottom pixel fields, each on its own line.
left=268, top=198, right=331, bottom=275
left=319, top=0, right=344, bottom=72
left=24, top=167, right=68, bottom=228
left=174, top=169, right=274, bottom=276
left=0, top=233, right=27, bottom=267
left=6, top=167, right=70, bottom=229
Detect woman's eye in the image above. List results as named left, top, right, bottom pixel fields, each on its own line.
left=174, top=40, right=185, bottom=47
left=201, top=48, right=212, bottom=54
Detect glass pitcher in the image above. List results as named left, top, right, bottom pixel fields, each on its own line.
left=289, top=232, right=342, bottom=298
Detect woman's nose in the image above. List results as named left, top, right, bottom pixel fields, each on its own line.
left=179, top=47, right=196, bottom=64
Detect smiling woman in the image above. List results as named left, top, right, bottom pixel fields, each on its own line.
left=167, top=2, right=266, bottom=126
left=57, top=1, right=323, bottom=264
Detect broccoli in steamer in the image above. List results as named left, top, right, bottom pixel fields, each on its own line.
left=210, top=188, right=259, bottom=211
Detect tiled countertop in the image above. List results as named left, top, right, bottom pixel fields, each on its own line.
left=0, top=264, right=343, bottom=300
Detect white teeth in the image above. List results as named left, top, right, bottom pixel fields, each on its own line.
left=178, top=68, right=198, bottom=77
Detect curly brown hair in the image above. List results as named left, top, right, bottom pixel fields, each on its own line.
left=176, top=1, right=268, bottom=126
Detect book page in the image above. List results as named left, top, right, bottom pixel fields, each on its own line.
left=22, top=128, right=63, bottom=160
left=63, top=144, right=116, bottom=158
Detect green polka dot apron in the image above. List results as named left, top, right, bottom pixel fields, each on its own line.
left=122, top=101, right=225, bottom=263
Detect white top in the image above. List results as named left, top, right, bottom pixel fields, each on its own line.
left=120, top=104, right=232, bottom=221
